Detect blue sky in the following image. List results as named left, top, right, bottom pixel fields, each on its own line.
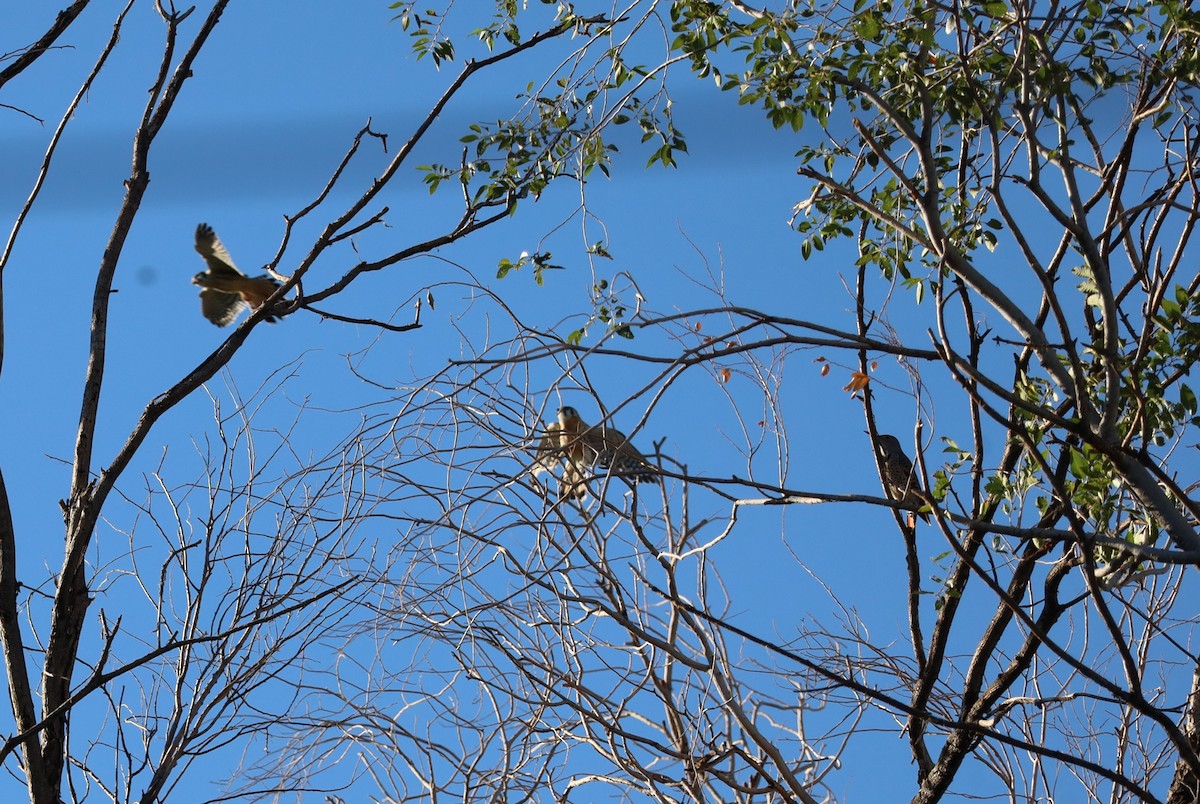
left=5, top=3, right=1182, bottom=802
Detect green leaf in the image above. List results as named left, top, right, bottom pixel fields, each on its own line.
left=857, top=13, right=880, bottom=39
left=1181, top=384, right=1197, bottom=415
left=1068, top=447, right=1089, bottom=479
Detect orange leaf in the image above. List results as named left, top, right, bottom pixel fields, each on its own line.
left=820, top=364, right=831, bottom=377
left=843, top=371, right=870, bottom=393
left=718, top=367, right=732, bottom=383
left=870, top=360, right=878, bottom=371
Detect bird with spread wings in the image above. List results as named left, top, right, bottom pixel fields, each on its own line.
left=192, top=223, right=282, bottom=327
left=533, top=405, right=657, bottom=499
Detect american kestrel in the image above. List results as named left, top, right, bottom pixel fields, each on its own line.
left=872, top=433, right=930, bottom=523
left=192, top=223, right=281, bottom=327
left=532, top=405, right=657, bottom=499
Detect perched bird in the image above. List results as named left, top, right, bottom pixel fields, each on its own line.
left=533, top=413, right=586, bottom=500
left=872, top=433, right=931, bottom=523
left=532, top=405, right=657, bottom=500
left=192, top=223, right=281, bottom=327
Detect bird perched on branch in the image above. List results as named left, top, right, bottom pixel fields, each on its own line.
left=872, top=433, right=931, bottom=524
left=192, top=223, right=281, bottom=327
left=533, top=405, right=657, bottom=499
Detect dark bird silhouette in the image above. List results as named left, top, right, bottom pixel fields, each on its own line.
left=873, top=433, right=930, bottom=523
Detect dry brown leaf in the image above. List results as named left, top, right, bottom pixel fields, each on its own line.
left=843, top=371, right=870, bottom=393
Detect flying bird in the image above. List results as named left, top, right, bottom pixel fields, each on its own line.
left=192, top=223, right=281, bottom=327
left=533, top=405, right=657, bottom=500
left=872, top=433, right=931, bottom=524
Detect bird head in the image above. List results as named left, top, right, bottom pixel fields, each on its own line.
left=874, top=433, right=902, bottom=459
left=192, top=272, right=213, bottom=287
left=557, top=406, right=580, bottom=425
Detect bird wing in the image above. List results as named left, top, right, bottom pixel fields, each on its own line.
left=198, top=287, right=246, bottom=327
left=195, top=223, right=245, bottom=278
left=532, top=423, right=564, bottom=477
left=583, top=426, right=656, bottom=483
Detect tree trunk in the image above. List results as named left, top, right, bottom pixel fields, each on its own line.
left=1166, top=666, right=1200, bottom=804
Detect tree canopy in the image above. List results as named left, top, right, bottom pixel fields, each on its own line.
left=2, top=1, right=1200, bottom=802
